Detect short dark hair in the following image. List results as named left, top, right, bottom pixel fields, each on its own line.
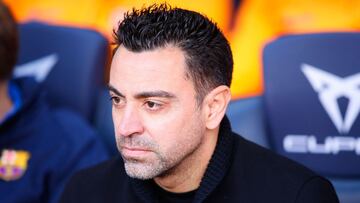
left=114, top=4, right=233, bottom=103
left=0, top=2, right=18, bottom=81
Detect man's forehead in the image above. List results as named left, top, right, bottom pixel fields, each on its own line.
left=114, top=44, right=185, bottom=62
left=110, top=45, right=190, bottom=82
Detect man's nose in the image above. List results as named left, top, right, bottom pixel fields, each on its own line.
left=117, top=106, right=144, bottom=137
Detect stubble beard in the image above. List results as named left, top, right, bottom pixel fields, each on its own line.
left=116, top=119, right=205, bottom=180
left=117, top=135, right=167, bottom=180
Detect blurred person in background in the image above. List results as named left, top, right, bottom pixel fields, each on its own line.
left=60, top=4, right=338, bottom=202
left=0, top=2, right=109, bottom=203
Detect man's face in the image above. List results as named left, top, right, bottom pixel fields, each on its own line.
left=109, top=45, right=206, bottom=180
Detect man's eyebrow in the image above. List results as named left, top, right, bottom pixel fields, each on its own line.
left=107, top=84, right=125, bottom=97
left=134, top=91, right=176, bottom=99
left=108, top=84, right=176, bottom=100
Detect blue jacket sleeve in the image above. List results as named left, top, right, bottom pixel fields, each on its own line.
left=47, top=109, right=109, bottom=203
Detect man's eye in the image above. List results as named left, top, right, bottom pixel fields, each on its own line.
left=110, top=96, right=121, bottom=105
left=145, top=101, right=162, bottom=111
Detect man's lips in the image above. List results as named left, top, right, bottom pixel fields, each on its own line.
left=120, top=146, right=152, bottom=157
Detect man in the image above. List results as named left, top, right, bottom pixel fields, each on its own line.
left=60, top=4, right=339, bottom=202
left=0, top=2, right=108, bottom=203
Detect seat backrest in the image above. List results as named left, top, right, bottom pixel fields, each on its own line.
left=14, top=22, right=109, bottom=122
left=262, top=33, right=360, bottom=178
left=226, top=96, right=269, bottom=148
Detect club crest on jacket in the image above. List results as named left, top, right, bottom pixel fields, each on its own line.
left=0, top=149, right=30, bottom=181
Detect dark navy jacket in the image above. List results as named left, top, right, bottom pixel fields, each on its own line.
left=0, top=78, right=109, bottom=203
left=60, top=117, right=339, bottom=203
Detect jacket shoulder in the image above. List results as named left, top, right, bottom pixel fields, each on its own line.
left=59, top=157, right=128, bottom=203
left=223, top=134, right=338, bottom=202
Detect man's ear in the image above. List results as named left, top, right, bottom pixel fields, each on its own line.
left=203, top=85, right=231, bottom=130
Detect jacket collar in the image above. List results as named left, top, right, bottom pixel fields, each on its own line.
left=0, top=77, right=45, bottom=132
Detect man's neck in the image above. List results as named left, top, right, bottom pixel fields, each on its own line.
left=0, top=81, right=13, bottom=121
left=154, top=128, right=219, bottom=193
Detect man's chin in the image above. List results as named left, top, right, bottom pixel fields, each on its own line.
left=123, top=161, right=165, bottom=180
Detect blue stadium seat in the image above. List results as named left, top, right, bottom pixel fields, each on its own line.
left=227, top=33, right=360, bottom=203
left=15, top=22, right=110, bottom=122
left=94, top=88, right=117, bottom=154
left=227, top=96, right=269, bottom=148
